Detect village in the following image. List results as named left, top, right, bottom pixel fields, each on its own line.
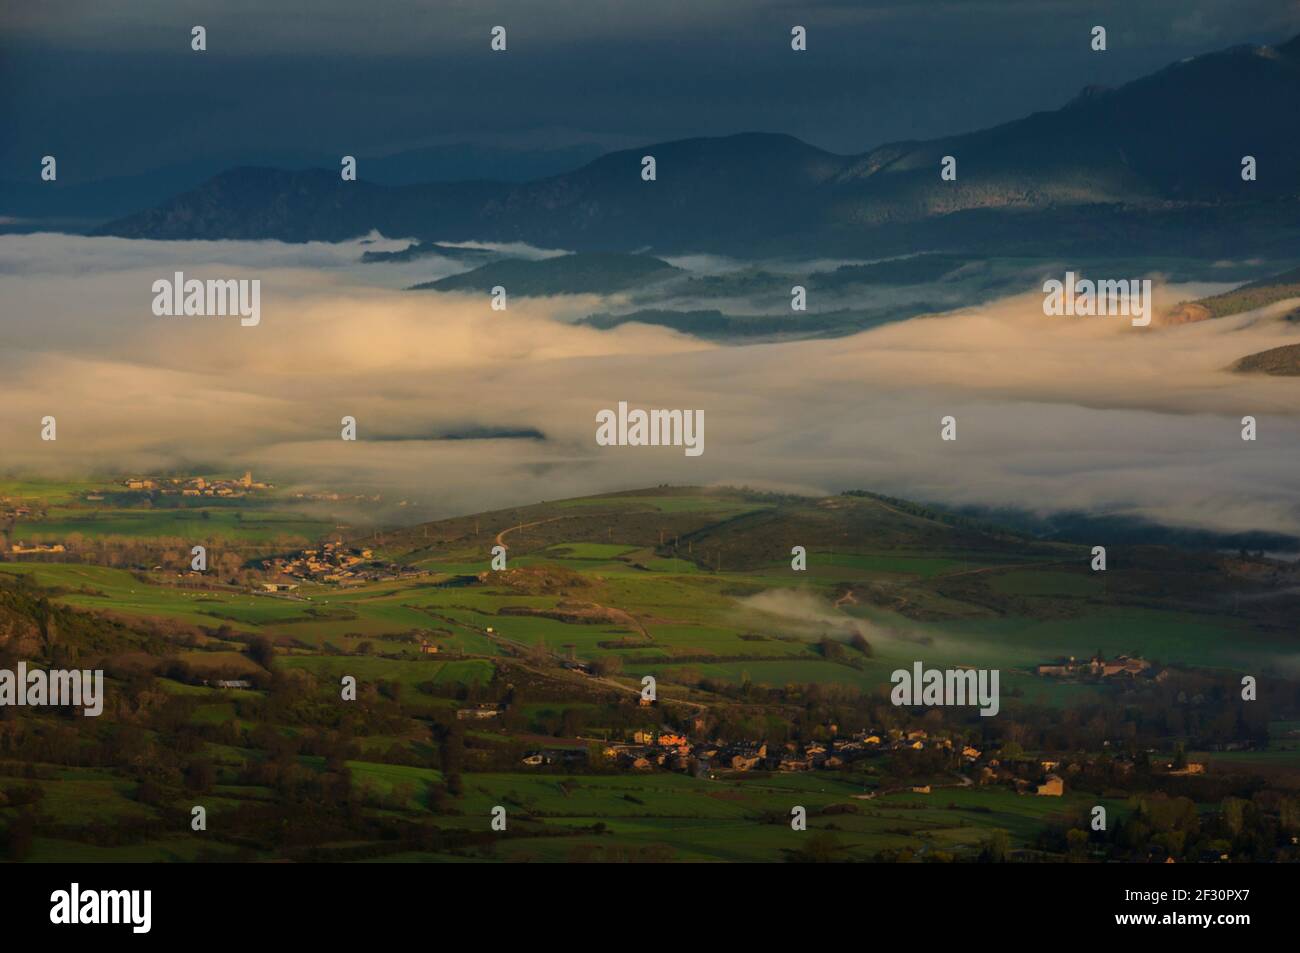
left=118, top=470, right=272, bottom=497
left=0, top=501, right=35, bottom=522
left=1035, top=654, right=1155, bottom=680
left=261, top=540, right=426, bottom=585
left=1, top=473, right=276, bottom=563
left=503, top=712, right=1216, bottom=800
left=7, top=542, right=66, bottom=555
left=447, top=638, right=1223, bottom=803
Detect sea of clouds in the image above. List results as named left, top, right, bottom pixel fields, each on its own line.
left=2, top=231, right=1299, bottom=537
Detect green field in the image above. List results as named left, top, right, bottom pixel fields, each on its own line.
left=2, top=481, right=1296, bottom=863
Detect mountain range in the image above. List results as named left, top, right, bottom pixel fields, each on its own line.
left=94, top=35, right=1300, bottom=259
left=0, top=144, right=605, bottom=232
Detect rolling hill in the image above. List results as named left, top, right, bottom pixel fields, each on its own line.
left=1232, top=342, right=1300, bottom=375
left=376, top=485, right=1073, bottom=571
left=409, top=252, right=681, bottom=294
left=1168, top=263, right=1300, bottom=324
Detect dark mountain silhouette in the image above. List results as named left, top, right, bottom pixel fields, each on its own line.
left=98, top=36, right=1300, bottom=258
left=0, top=143, right=605, bottom=232
left=409, top=252, right=680, bottom=294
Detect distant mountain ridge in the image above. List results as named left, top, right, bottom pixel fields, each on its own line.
left=409, top=252, right=680, bottom=294
left=0, top=143, right=605, bottom=232
left=97, top=35, right=1300, bottom=258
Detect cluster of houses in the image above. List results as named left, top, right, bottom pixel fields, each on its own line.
left=457, top=703, right=506, bottom=721
left=489, top=705, right=1220, bottom=804
left=1036, top=653, right=1153, bottom=679
left=262, top=541, right=425, bottom=584
left=204, top=678, right=254, bottom=690
left=0, top=500, right=34, bottom=521
left=584, top=726, right=1217, bottom=800
left=290, top=490, right=380, bottom=503
left=986, top=753, right=1208, bottom=794
left=2, top=489, right=57, bottom=554
left=120, top=471, right=272, bottom=497
left=8, top=542, right=66, bottom=555
left=521, top=749, right=587, bottom=767
left=594, top=726, right=994, bottom=778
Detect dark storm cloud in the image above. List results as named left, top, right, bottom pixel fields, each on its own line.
left=2, top=1, right=1297, bottom=183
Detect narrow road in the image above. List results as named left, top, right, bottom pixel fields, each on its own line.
left=940, top=559, right=1067, bottom=578
left=494, top=516, right=568, bottom=549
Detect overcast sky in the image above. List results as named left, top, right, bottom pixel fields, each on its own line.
left=4, top=0, right=1299, bottom=182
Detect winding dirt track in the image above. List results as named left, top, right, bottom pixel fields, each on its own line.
left=494, top=516, right=568, bottom=549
